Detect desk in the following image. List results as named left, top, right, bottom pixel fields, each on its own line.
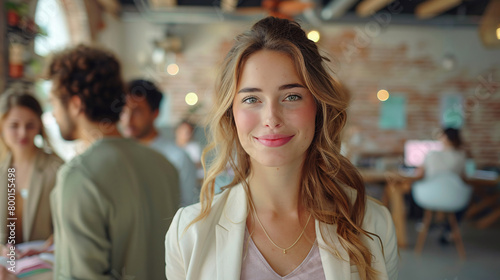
left=359, top=169, right=500, bottom=248
left=464, top=176, right=500, bottom=228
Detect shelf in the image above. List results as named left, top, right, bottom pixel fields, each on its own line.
left=7, top=76, right=36, bottom=84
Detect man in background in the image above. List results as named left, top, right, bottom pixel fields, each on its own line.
left=46, top=45, right=179, bottom=279
left=121, top=79, right=199, bottom=206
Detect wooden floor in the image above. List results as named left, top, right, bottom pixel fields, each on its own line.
left=398, top=219, right=500, bottom=280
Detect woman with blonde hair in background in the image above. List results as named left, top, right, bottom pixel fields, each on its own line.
left=0, top=90, right=63, bottom=258
left=165, top=16, right=398, bottom=280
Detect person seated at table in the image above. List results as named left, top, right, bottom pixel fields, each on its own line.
left=414, top=127, right=466, bottom=180
left=0, top=90, right=64, bottom=257
left=413, top=127, right=470, bottom=244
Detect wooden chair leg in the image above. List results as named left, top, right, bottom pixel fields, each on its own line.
left=447, top=213, right=466, bottom=260
left=465, top=194, right=500, bottom=219
left=415, top=210, right=433, bottom=255
left=476, top=207, right=500, bottom=229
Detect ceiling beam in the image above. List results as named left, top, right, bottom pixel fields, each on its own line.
left=321, top=0, right=357, bottom=20
left=356, top=0, right=395, bottom=18
left=415, top=0, right=462, bottom=20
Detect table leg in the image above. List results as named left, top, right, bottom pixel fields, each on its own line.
left=476, top=207, right=500, bottom=229
left=387, top=181, right=408, bottom=248
left=465, top=194, right=500, bottom=219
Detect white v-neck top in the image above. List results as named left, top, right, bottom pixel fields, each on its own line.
left=240, top=229, right=326, bottom=280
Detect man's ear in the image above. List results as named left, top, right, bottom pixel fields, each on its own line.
left=68, top=95, right=83, bottom=118
left=152, top=109, right=160, bottom=120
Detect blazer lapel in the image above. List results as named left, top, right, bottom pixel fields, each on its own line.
left=23, top=150, right=45, bottom=241
left=316, top=221, right=351, bottom=280
left=216, top=185, right=248, bottom=280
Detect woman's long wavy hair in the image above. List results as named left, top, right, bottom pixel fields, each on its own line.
left=193, top=17, right=380, bottom=280
left=0, top=89, right=52, bottom=160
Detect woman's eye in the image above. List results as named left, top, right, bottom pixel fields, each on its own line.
left=242, top=96, right=258, bottom=104
left=284, top=94, right=301, bottom=101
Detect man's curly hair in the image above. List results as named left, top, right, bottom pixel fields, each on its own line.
left=46, top=44, right=125, bottom=123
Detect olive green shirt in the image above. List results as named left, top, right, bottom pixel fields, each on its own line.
left=51, top=138, right=180, bottom=280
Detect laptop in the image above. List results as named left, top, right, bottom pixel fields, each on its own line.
left=403, top=140, right=443, bottom=174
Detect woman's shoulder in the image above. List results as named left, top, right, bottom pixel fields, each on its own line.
left=365, top=197, right=392, bottom=224
left=36, top=149, right=65, bottom=173
left=170, top=186, right=235, bottom=235
left=341, top=185, right=393, bottom=230
left=428, top=149, right=465, bottom=159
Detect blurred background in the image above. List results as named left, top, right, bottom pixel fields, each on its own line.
left=1, top=0, right=500, bottom=279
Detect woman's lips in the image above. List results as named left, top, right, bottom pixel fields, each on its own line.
left=255, top=135, right=294, bottom=147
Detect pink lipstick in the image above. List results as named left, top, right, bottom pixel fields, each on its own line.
left=255, top=134, right=294, bottom=147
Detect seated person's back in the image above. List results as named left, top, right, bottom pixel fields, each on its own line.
left=424, top=149, right=465, bottom=179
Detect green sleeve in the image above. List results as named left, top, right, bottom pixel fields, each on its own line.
left=51, top=166, right=113, bottom=280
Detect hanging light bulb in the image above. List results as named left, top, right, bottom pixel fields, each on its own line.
left=167, top=63, right=179, bottom=75
left=307, top=30, right=320, bottom=42
left=151, top=48, right=165, bottom=65
left=185, top=92, right=198, bottom=106
left=377, top=89, right=389, bottom=101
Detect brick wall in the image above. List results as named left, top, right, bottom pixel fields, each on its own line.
left=98, top=16, right=500, bottom=167
left=320, top=26, right=500, bottom=167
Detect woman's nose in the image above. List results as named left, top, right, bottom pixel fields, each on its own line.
left=263, top=102, right=283, bottom=128
left=19, top=126, right=28, bottom=138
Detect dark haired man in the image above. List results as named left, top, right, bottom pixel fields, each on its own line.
left=46, top=45, right=179, bottom=279
left=121, top=79, right=199, bottom=206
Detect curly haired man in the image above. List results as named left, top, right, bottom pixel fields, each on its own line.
left=46, top=44, right=180, bottom=280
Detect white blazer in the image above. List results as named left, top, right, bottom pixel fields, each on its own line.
left=165, top=183, right=399, bottom=280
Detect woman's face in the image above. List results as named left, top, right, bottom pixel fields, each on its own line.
left=232, top=50, right=317, bottom=168
left=1, top=106, right=41, bottom=151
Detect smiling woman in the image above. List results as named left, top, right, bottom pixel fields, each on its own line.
left=165, top=16, right=399, bottom=280
left=233, top=50, right=317, bottom=168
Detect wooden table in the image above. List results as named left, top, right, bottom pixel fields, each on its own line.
left=359, top=169, right=500, bottom=248
left=464, top=176, right=500, bottom=228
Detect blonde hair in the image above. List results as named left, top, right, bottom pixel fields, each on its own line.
left=0, top=89, right=52, bottom=160
left=194, top=17, right=380, bottom=280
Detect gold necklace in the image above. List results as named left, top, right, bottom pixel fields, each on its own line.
left=252, top=208, right=312, bottom=254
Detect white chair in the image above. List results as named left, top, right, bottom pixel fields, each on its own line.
left=412, top=172, right=472, bottom=259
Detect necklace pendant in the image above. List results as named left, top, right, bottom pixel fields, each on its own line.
left=283, top=249, right=286, bottom=254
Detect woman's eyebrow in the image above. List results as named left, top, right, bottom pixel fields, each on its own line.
left=278, top=83, right=305, bottom=90
left=238, top=83, right=305, bottom=94
left=237, top=87, right=261, bottom=94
